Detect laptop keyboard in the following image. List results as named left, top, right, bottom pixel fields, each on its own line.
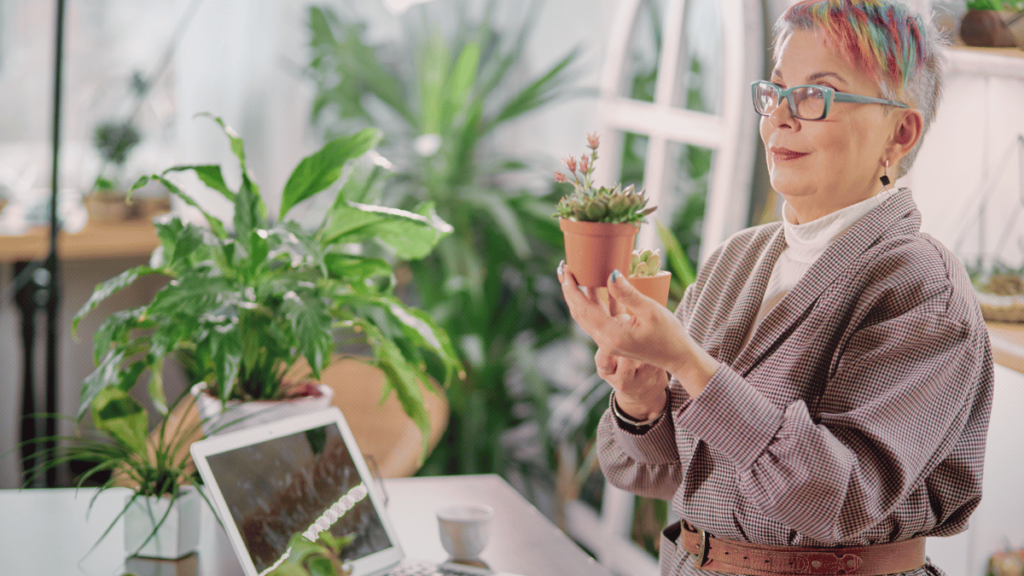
left=384, top=560, right=495, bottom=576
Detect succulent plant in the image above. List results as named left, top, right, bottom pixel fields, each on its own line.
left=629, top=248, right=663, bottom=277
left=553, top=133, right=656, bottom=224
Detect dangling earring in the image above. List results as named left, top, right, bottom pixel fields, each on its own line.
left=880, top=159, right=891, bottom=189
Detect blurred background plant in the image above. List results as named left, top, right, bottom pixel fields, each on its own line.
left=305, top=0, right=589, bottom=488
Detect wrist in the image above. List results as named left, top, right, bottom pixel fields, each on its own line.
left=613, top=387, right=667, bottom=422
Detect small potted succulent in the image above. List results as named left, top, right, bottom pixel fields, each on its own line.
left=87, top=119, right=143, bottom=222
left=628, top=248, right=672, bottom=307
left=553, top=133, right=656, bottom=287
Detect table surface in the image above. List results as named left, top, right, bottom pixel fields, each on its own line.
left=0, top=218, right=160, bottom=262
left=0, top=474, right=611, bottom=576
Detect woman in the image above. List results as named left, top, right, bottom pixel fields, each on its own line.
left=557, top=1, right=994, bottom=574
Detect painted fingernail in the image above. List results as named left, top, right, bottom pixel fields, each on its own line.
left=610, top=269, right=622, bottom=283
left=557, top=260, right=565, bottom=276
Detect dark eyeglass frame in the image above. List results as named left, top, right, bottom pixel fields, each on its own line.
left=750, top=80, right=908, bottom=121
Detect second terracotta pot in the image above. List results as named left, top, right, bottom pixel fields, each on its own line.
left=560, top=219, right=639, bottom=288
left=628, top=271, right=672, bottom=308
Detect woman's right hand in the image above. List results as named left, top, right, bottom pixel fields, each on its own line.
left=595, top=346, right=668, bottom=421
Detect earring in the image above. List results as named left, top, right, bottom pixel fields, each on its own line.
left=880, top=160, right=891, bottom=188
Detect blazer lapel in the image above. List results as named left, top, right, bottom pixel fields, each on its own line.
left=711, top=227, right=788, bottom=365
left=731, top=189, right=919, bottom=376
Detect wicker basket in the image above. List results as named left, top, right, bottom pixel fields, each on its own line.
left=976, top=290, right=1024, bottom=323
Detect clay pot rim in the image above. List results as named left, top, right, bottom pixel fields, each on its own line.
left=628, top=270, right=672, bottom=279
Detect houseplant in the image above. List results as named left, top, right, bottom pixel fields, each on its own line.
left=628, top=248, right=671, bottom=307
left=554, top=133, right=656, bottom=288
left=73, top=115, right=462, bottom=453
left=86, top=119, right=143, bottom=222
left=19, top=389, right=213, bottom=560
left=961, top=0, right=1024, bottom=48
left=307, top=0, right=585, bottom=477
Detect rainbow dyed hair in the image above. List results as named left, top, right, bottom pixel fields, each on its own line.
left=775, top=0, right=947, bottom=178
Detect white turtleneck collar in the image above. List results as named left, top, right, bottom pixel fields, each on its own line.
left=781, top=188, right=894, bottom=264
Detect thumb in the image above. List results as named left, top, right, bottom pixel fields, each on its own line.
left=607, top=269, right=648, bottom=311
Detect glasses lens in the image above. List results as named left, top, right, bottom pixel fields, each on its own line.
left=753, top=82, right=779, bottom=116
left=791, top=86, right=826, bottom=120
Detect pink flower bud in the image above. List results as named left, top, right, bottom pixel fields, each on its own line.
left=587, top=132, right=600, bottom=150
left=554, top=171, right=567, bottom=182
left=579, top=155, right=589, bottom=173
left=564, top=155, right=577, bottom=173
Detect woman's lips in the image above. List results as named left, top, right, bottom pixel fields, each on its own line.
left=771, top=147, right=809, bottom=161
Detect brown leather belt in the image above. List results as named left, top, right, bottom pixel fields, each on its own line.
left=677, top=522, right=926, bottom=575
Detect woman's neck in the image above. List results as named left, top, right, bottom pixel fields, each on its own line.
left=783, top=186, right=884, bottom=225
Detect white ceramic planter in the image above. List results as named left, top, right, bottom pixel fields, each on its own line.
left=190, top=382, right=334, bottom=436
left=124, top=487, right=201, bottom=559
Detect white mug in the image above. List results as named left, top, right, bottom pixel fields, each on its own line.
left=436, top=504, right=495, bottom=560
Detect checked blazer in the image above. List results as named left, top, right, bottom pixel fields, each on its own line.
left=596, top=189, right=994, bottom=576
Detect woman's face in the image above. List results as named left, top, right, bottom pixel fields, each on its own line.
left=760, top=30, right=898, bottom=223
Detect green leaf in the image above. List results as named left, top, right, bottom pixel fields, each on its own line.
left=279, top=128, right=382, bottom=220
left=73, top=266, right=162, bottom=336
left=322, top=201, right=452, bottom=261
left=364, top=325, right=431, bottom=457
left=467, top=191, right=530, bottom=260
left=141, top=174, right=228, bottom=239
left=207, top=325, right=243, bottom=403
left=161, top=165, right=237, bottom=203
left=445, top=41, right=481, bottom=127
left=234, top=178, right=268, bottom=248
left=656, top=221, right=695, bottom=288
left=91, top=387, right=148, bottom=456
left=92, top=307, right=147, bottom=365
left=283, top=291, right=333, bottom=379
left=196, top=113, right=249, bottom=174
left=324, top=254, right=393, bottom=283
left=485, top=48, right=582, bottom=134
left=306, top=556, right=337, bottom=576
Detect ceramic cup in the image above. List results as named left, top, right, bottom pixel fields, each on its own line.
left=436, top=504, right=495, bottom=560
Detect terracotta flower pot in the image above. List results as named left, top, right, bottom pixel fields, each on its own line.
left=629, top=271, right=672, bottom=307
left=960, top=10, right=1019, bottom=48
left=559, top=219, right=639, bottom=287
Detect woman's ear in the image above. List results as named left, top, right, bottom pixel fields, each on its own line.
left=888, top=108, right=925, bottom=165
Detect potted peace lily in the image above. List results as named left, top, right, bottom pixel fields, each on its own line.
left=554, top=133, right=656, bottom=287
left=73, top=115, right=462, bottom=452
left=21, top=389, right=212, bottom=560
left=960, top=0, right=1024, bottom=48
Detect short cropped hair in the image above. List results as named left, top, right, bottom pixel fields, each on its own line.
left=774, top=0, right=946, bottom=179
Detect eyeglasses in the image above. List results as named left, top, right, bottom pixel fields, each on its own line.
left=750, top=80, right=907, bottom=121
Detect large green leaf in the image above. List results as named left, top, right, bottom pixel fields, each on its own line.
left=322, top=201, right=452, bottom=260
left=91, top=387, right=148, bottom=456
left=161, top=165, right=236, bottom=203
left=282, top=291, right=333, bottom=379
left=485, top=48, right=582, bottom=134
left=323, top=254, right=392, bottom=283
left=79, top=351, right=147, bottom=418
left=207, top=324, right=243, bottom=403
left=132, top=174, right=228, bottom=239
left=279, top=128, right=382, bottom=220
left=92, top=307, right=147, bottom=365
left=73, top=266, right=162, bottom=336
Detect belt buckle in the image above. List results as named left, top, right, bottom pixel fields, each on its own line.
left=694, top=527, right=710, bottom=567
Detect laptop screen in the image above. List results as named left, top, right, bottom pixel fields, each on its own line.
left=202, top=422, right=394, bottom=574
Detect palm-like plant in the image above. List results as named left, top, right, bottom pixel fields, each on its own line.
left=307, top=0, right=584, bottom=475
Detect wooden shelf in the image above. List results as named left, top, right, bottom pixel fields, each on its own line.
left=944, top=46, right=1024, bottom=79
left=988, top=322, right=1024, bottom=375
left=0, top=218, right=160, bottom=263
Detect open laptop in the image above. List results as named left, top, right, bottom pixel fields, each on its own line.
left=190, top=407, right=522, bottom=576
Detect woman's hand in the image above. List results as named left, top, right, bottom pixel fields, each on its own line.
left=595, top=347, right=668, bottom=420
left=558, top=261, right=720, bottom=398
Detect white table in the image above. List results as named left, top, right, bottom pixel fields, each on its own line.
left=0, top=474, right=612, bottom=576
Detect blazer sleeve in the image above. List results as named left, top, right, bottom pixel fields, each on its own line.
left=677, top=296, right=993, bottom=543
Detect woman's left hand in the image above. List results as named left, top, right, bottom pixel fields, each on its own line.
left=558, top=262, right=720, bottom=397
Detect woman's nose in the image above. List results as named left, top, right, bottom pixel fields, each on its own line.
left=768, top=97, right=796, bottom=129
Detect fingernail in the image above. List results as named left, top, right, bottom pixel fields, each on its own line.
left=557, top=260, right=565, bottom=276
left=610, top=269, right=621, bottom=282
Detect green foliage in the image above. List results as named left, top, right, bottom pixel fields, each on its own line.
left=307, top=0, right=584, bottom=475
left=13, top=391, right=219, bottom=559
left=967, top=0, right=1024, bottom=10
left=73, top=116, right=463, bottom=455
left=267, top=532, right=355, bottom=576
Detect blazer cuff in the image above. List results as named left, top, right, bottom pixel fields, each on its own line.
left=677, top=363, right=784, bottom=471
left=608, top=390, right=677, bottom=465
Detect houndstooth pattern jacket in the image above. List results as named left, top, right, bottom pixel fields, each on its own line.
left=596, top=189, right=994, bottom=576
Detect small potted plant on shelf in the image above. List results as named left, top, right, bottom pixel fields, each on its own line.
left=20, top=389, right=212, bottom=560
left=87, top=119, right=143, bottom=222
left=73, top=115, right=463, bottom=453
left=628, top=248, right=672, bottom=307
left=553, top=133, right=656, bottom=287
left=960, top=0, right=1024, bottom=48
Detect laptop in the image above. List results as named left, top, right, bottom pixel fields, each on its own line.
left=190, top=407, right=522, bottom=576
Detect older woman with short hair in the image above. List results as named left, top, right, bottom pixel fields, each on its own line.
left=557, top=1, right=994, bottom=574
